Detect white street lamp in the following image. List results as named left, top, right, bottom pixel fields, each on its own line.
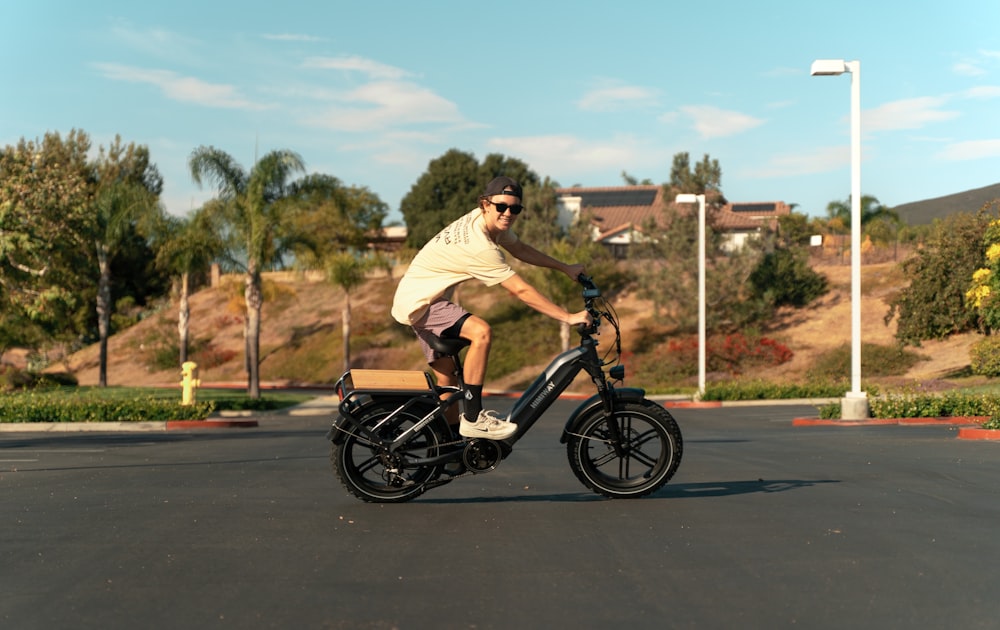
left=675, top=193, right=706, bottom=399
left=811, top=58, right=869, bottom=420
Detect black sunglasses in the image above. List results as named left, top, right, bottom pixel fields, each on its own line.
left=490, top=201, right=524, bottom=215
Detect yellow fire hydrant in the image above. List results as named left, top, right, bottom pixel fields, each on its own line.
left=180, top=361, right=201, bottom=405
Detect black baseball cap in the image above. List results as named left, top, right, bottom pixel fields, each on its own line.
left=483, top=176, right=522, bottom=199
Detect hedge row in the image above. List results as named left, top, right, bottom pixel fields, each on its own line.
left=0, top=395, right=216, bottom=423
left=818, top=391, right=1000, bottom=424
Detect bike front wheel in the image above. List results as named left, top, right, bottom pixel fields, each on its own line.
left=566, top=400, right=683, bottom=499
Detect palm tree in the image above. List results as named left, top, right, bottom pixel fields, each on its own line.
left=148, top=207, right=223, bottom=364
left=189, top=146, right=305, bottom=399
left=326, top=252, right=371, bottom=373
left=825, top=194, right=900, bottom=229
left=91, top=179, right=159, bottom=387
left=90, top=138, right=164, bottom=387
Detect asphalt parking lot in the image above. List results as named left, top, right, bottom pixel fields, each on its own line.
left=2, top=399, right=999, bottom=629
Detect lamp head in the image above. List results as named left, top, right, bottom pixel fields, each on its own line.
left=811, top=59, right=848, bottom=76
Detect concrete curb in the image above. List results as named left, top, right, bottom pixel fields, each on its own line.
left=792, top=416, right=986, bottom=427
left=0, top=418, right=259, bottom=432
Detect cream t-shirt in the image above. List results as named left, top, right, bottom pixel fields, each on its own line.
left=391, top=208, right=518, bottom=325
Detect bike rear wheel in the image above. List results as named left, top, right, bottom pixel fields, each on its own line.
left=331, top=402, right=444, bottom=503
left=566, top=400, right=682, bottom=499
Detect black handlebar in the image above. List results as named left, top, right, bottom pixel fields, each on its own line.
left=577, top=274, right=602, bottom=335
left=577, top=274, right=600, bottom=298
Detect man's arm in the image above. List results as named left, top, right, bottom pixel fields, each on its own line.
left=500, top=274, right=592, bottom=327
left=503, top=239, right=584, bottom=281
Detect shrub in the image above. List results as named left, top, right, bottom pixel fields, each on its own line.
left=703, top=379, right=845, bottom=401
left=0, top=394, right=215, bottom=423
left=807, top=342, right=924, bottom=381
left=819, top=391, right=1000, bottom=421
left=749, top=247, right=829, bottom=308
left=969, top=336, right=1000, bottom=377
left=0, top=367, right=79, bottom=392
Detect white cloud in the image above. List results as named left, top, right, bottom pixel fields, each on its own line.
left=487, top=134, right=667, bottom=178
left=939, top=139, right=1000, bottom=161
left=92, top=63, right=269, bottom=110
left=953, top=61, right=986, bottom=77
left=743, top=146, right=847, bottom=178
left=303, top=81, right=464, bottom=132
left=864, top=96, right=959, bottom=132
left=964, top=86, right=1000, bottom=99
left=303, top=55, right=412, bottom=80
left=577, top=83, right=659, bottom=112
left=678, top=105, right=764, bottom=139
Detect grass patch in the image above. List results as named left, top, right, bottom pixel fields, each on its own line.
left=807, top=342, right=925, bottom=381
left=0, top=386, right=313, bottom=423
left=702, top=379, right=847, bottom=401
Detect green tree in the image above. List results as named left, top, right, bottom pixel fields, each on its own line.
left=0, top=130, right=93, bottom=350
left=400, top=149, right=481, bottom=247
left=824, top=194, right=899, bottom=231
left=285, top=174, right=388, bottom=263
left=399, top=149, right=541, bottom=247
left=669, top=152, right=724, bottom=201
left=632, top=200, right=701, bottom=325
left=326, top=252, right=373, bottom=373
left=189, top=146, right=306, bottom=399
left=90, top=138, right=163, bottom=387
left=511, top=176, right=564, bottom=249
left=748, top=246, right=828, bottom=309
left=885, top=209, right=993, bottom=345
left=147, top=207, right=224, bottom=364
left=963, top=204, right=1000, bottom=333
left=621, top=171, right=654, bottom=186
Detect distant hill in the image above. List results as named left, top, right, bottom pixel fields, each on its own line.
left=894, top=182, right=1000, bottom=225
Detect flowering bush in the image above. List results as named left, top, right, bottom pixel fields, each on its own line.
left=966, top=219, right=1000, bottom=330
left=970, top=336, right=1000, bottom=377
left=649, top=332, right=793, bottom=377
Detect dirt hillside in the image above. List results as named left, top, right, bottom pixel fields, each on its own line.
left=51, top=262, right=977, bottom=390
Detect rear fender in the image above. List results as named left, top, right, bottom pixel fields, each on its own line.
left=559, top=387, right=647, bottom=443
left=327, top=394, right=438, bottom=445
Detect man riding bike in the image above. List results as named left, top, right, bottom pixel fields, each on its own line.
left=391, top=176, right=592, bottom=440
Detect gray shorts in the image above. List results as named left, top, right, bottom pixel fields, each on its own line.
left=411, top=301, right=471, bottom=363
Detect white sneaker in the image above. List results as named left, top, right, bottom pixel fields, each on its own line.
left=459, top=410, right=517, bottom=440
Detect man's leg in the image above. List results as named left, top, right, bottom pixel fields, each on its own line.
left=429, top=357, right=461, bottom=429
left=457, top=315, right=491, bottom=419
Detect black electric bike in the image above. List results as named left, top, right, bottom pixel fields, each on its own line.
left=327, top=276, right=682, bottom=503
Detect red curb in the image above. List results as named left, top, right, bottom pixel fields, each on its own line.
left=166, top=419, right=259, bottom=430
left=664, top=401, right=723, bottom=408
left=898, top=416, right=986, bottom=426
left=957, top=427, right=1000, bottom=440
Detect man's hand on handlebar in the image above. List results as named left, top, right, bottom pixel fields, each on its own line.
left=568, top=309, right=594, bottom=328
left=564, top=263, right=586, bottom=281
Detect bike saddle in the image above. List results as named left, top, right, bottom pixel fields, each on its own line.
left=427, top=335, right=471, bottom=357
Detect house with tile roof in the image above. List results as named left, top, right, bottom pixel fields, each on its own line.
left=555, top=185, right=791, bottom=258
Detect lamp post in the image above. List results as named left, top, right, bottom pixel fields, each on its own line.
left=675, top=193, right=706, bottom=399
left=811, top=58, right=869, bottom=420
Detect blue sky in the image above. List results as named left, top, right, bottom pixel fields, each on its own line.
left=4, top=0, right=999, bottom=224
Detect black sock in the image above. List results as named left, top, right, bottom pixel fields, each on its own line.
left=466, top=384, right=483, bottom=419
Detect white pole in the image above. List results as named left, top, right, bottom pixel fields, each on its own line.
left=697, top=194, right=706, bottom=399
left=676, top=193, right=707, bottom=399
left=848, top=60, right=863, bottom=398
left=811, top=59, right=868, bottom=419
